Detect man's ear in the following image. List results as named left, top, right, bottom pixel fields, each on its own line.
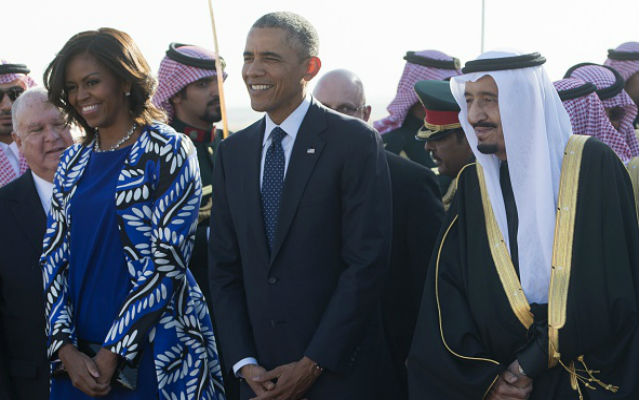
left=11, top=131, right=22, bottom=149
left=303, top=57, right=321, bottom=82
left=170, top=93, right=182, bottom=106
left=363, top=105, right=372, bottom=123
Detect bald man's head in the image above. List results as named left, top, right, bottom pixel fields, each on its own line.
left=313, top=69, right=371, bottom=122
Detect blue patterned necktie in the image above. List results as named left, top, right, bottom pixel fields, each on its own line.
left=262, top=127, right=287, bottom=251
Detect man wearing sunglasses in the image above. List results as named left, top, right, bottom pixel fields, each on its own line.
left=0, top=60, right=37, bottom=187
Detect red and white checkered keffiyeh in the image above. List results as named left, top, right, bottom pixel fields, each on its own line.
left=604, top=42, right=639, bottom=81
left=153, top=45, right=227, bottom=122
left=373, top=50, right=461, bottom=134
left=0, top=59, right=37, bottom=88
left=554, top=78, right=633, bottom=164
left=567, top=64, right=638, bottom=160
left=0, top=149, right=28, bottom=187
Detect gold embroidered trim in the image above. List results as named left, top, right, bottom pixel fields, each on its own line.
left=435, top=215, right=500, bottom=366
left=548, top=135, right=588, bottom=368
left=482, top=375, right=500, bottom=399
left=202, top=184, right=213, bottom=197
left=455, top=162, right=476, bottom=192
left=476, top=165, right=534, bottom=329
left=424, top=121, right=462, bottom=132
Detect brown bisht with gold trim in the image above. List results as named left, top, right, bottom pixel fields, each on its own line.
left=407, top=136, right=638, bottom=399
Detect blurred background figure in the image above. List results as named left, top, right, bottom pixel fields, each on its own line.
left=0, top=60, right=37, bottom=187
left=373, top=50, right=460, bottom=168
left=604, top=42, right=639, bottom=108
left=565, top=63, right=638, bottom=164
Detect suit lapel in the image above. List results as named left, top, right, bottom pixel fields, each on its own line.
left=11, top=173, right=46, bottom=253
left=269, top=101, right=327, bottom=265
left=244, top=119, right=270, bottom=264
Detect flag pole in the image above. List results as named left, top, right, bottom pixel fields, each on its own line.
left=207, top=0, right=229, bottom=139
left=481, top=0, right=486, bottom=53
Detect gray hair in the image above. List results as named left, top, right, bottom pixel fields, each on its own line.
left=11, top=87, right=51, bottom=132
left=252, top=12, right=319, bottom=59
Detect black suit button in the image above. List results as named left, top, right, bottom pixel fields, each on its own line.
left=267, top=276, right=278, bottom=284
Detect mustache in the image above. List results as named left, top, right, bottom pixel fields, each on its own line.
left=0, top=110, right=10, bottom=117
left=207, top=97, right=220, bottom=107
left=472, top=122, right=497, bottom=129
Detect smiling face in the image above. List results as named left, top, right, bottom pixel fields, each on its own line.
left=464, top=75, right=506, bottom=160
left=13, top=97, right=73, bottom=182
left=64, top=53, right=131, bottom=131
left=242, top=27, right=320, bottom=124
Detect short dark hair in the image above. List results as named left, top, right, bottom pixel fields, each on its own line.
left=455, top=128, right=466, bottom=143
left=44, top=27, right=166, bottom=145
left=252, top=12, right=319, bottom=59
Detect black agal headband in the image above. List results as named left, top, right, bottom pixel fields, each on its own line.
left=404, top=51, right=460, bottom=70
left=0, top=63, right=30, bottom=75
left=557, top=82, right=597, bottom=101
left=607, top=49, right=639, bottom=61
left=166, top=43, right=225, bottom=70
left=563, top=63, right=625, bottom=100
left=462, top=53, right=546, bottom=73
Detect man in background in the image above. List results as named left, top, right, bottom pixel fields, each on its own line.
left=0, top=60, right=37, bottom=187
left=414, top=79, right=473, bottom=210
left=0, top=87, right=73, bottom=399
left=313, top=68, right=443, bottom=400
left=374, top=50, right=460, bottom=168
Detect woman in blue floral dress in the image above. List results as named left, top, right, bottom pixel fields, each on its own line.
left=41, top=28, right=225, bottom=400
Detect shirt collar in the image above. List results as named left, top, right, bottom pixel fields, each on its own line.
left=0, top=141, right=20, bottom=158
left=263, top=95, right=311, bottom=145
left=31, top=170, right=53, bottom=214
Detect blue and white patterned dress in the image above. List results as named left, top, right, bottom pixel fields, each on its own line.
left=41, top=123, right=226, bottom=400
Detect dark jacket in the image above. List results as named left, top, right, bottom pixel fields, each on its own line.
left=0, top=171, right=49, bottom=400
left=209, top=99, right=393, bottom=399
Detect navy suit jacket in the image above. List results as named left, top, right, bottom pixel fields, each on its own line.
left=209, top=99, right=393, bottom=399
left=0, top=171, right=49, bottom=400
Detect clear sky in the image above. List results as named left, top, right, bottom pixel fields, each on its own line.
left=3, top=0, right=638, bottom=128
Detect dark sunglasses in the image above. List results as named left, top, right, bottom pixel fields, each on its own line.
left=0, top=86, right=24, bottom=102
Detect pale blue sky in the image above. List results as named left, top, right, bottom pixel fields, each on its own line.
left=3, top=0, right=637, bottom=127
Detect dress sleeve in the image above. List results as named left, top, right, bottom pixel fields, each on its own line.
left=41, top=147, right=78, bottom=361
left=102, top=134, right=202, bottom=362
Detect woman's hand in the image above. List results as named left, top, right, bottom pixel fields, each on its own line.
left=93, top=347, right=119, bottom=386
left=58, top=343, right=111, bottom=397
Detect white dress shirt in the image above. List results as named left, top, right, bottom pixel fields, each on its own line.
left=259, top=95, right=311, bottom=189
left=232, top=95, right=311, bottom=378
left=31, top=171, right=53, bottom=215
left=0, top=141, right=21, bottom=175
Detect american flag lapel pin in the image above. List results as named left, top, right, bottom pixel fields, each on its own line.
left=306, top=148, right=315, bottom=154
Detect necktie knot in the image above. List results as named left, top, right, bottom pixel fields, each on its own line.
left=270, top=127, right=287, bottom=145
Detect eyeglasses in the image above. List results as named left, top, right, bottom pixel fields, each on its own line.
left=0, top=86, right=24, bottom=102
left=329, top=104, right=367, bottom=116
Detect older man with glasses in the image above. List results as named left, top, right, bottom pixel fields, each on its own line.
left=313, top=68, right=444, bottom=400
left=0, top=60, right=37, bottom=187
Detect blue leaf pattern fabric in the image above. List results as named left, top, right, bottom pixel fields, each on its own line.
left=41, top=123, right=225, bottom=399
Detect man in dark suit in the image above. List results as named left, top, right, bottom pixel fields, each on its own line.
left=313, top=69, right=444, bottom=399
left=0, top=87, right=73, bottom=399
left=209, top=12, right=393, bottom=400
